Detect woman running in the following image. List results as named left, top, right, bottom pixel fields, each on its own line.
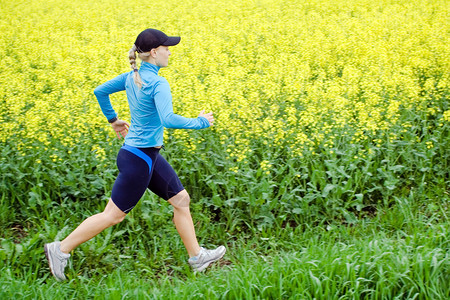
left=44, top=28, right=226, bottom=281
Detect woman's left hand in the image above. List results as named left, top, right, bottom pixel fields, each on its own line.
left=199, top=110, right=214, bottom=126
left=111, top=119, right=130, bottom=139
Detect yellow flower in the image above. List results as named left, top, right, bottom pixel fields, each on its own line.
left=443, top=110, right=450, bottom=122
left=0, top=0, right=447, bottom=160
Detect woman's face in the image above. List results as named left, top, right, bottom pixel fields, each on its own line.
left=153, top=46, right=171, bottom=67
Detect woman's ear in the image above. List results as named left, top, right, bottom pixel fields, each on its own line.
left=151, top=48, right=157, bottom=58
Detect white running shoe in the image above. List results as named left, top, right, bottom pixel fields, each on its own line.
left=44, top=241, right=70, bottom=281
left=188, top=246, right=226, bottom=272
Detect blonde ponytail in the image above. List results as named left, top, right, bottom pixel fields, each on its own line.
left=129, top=45, right=143, bottom=89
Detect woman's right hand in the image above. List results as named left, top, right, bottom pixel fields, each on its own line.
left=111, top=119, right=130, bottom=139
left=199, top=110, right=214, bottom=126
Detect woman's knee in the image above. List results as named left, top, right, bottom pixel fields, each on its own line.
left=111, top=213, right=126, bottom=225
left=168, top=189, right=191, bottom=209
left=102, top=211, right=125, bottom=226
left=103, top=199, right=127, bottom=225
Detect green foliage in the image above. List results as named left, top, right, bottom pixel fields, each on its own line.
left=0, top=213, right=448, bottom=299
left=1, top=0, right=448, bottom=297
left=1, top=98, right=449, bottom=298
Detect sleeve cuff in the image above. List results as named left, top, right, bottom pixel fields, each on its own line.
left=198, top=116, right=210, bottom=128
left=108, top=115, right=118, bottom=123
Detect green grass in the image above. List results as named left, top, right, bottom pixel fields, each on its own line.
left=1, top=202, right=448, bottom=299
left=1, top=105, right=449, bottom=299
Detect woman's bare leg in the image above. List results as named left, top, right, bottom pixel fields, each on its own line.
left=168, top=189, right=201, bottom=258
left=59, top=199, right=126, bottom=254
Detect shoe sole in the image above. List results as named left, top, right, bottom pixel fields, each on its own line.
left=44, top=244, right=65, bottom=281
left=195, top=247, right=226, bottom=272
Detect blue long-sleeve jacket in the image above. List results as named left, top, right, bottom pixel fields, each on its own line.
left=94, top=61, right=210, bottom=147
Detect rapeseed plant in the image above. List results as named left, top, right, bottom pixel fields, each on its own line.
left=0, top=0, right=448, bottom=163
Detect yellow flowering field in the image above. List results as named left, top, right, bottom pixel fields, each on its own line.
left=1, top=2, right=449, bottom=296
left=1, top=0, right=448, bottom=161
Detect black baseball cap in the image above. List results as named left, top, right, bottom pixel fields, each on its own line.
left=134, top=29, right=181, bottom=53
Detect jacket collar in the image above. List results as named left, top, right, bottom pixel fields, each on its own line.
left=140, top=61, right=160, bottom=74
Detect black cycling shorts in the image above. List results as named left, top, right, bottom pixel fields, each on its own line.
left=110, top=144, right=185, bottom=213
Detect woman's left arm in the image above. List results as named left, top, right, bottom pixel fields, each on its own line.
left=154, top=79, right=212, bottom=129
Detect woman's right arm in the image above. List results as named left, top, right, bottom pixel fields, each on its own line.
left=94, top=73, right=128, bottom=122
